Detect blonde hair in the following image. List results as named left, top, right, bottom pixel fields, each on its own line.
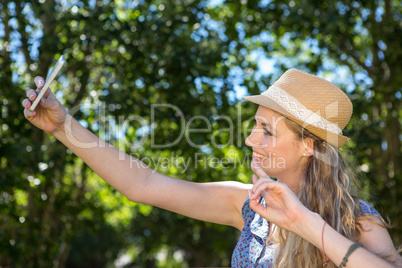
left=267, top=118, right=387, bottom=268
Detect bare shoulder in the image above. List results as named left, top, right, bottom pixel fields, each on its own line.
left=358, top=220, right=402, bottom=267
left=198, top=181, right=252, bottom=229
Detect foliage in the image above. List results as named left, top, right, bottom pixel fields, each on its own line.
left=0, top=0, right=400, bottom=267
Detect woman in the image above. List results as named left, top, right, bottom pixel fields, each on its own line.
left=22, top=68, right=401, bottom=267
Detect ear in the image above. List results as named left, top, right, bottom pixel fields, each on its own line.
left=301, top=136, right=314, bottom=157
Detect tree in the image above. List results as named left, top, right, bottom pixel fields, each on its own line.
left=0, top=1, right=249, bottom=267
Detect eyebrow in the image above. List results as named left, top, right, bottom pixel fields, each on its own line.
left=253, top=116, right=269, bottom=124
left=253, top=116, right=272, bottom=129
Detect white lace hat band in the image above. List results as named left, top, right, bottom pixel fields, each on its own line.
left=243, top=69, right=353, bottom=148
left=262, top=85, right=343, bottom=135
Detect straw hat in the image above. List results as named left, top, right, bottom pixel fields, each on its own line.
left=243, top=69, right=353, bottom=148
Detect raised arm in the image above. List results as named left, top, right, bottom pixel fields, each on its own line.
left=22, top=76, right=249, bottom=230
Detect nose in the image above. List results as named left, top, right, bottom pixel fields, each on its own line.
left=245, top=125, right=262, bottom=148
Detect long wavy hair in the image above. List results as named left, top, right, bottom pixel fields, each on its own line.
left=267, top=118, right=387, bottom=268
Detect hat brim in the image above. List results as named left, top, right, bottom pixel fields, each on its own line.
left=243, top=95, right=350, bottom=148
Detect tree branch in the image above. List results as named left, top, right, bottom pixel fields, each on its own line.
left=384, top=0, right=391, bottom=19
left=369, top=2, right=380, bottom=75
left=1, top=7, right=12, bottom=69
left=15, top=3, right=33, bottom=69
left=337, top=38, right=375, bottom=76
left=348, top=52, right=374, bottom=76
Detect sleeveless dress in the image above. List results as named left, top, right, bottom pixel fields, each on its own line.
left=231, top=197, right=382, bottom=267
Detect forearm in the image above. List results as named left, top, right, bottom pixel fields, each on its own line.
left=294, top=212, right=394, bottom=268
left=53, top=114, right=153, bottom=201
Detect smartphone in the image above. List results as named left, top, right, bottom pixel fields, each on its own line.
left=29, top=55, right=65, bottom=112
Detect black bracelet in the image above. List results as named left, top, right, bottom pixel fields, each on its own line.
left=338, top=242, right=363, bottom=268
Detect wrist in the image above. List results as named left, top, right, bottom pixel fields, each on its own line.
left=52, top=114, right=73, bottom=138
left=293, top=209, right=324, bottom=246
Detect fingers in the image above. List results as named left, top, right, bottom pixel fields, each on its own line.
left=250, top=160, right=275, bottom=194
left=249, top=195, right=267, bottom=216
left=23, top=77, right=50, bottom=119
left=22, top=98, right=36, bottom=118
left=23, top=93, right=55, bottom=112
left=249, top=183, right=277, bottom=217
left=22, top=98, right=31, bottom=109
left=252, top=174, right=258, bottom=184
left=26, top=89, right=37, bottom=101
left=33, top=76, right=53, bottom=99
left=250, top=180, right=281, bottom=200
left=251, top=160, right=270, bottom=178
left=24, top=108, right=36, bottom=118
left=34, top=75, right=57, bottom=100
left=34, top=76, right=45, bottom=89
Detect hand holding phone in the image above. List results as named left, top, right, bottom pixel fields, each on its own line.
left=29, top=55, right=65, bottom=112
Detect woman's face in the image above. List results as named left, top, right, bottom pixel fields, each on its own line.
left=245, top=106, right=309, bottom=188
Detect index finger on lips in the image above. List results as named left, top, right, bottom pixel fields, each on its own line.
left=252, top=174, right=258, bottom=184
left=34, top=76, right=45, bottom=90
left=251, top=160, right=266, bottom=176
left=251, top=162, right=274, bottom=182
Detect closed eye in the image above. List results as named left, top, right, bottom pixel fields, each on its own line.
left=252, top=118, right=274, bottom=137
left=264, top=128, right=273, bottom=136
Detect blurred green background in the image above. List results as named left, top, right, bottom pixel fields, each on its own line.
left=0, top=0, right=401, bottom=267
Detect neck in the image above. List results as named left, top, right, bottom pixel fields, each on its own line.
left=276, top=168, right=305, bottom=196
